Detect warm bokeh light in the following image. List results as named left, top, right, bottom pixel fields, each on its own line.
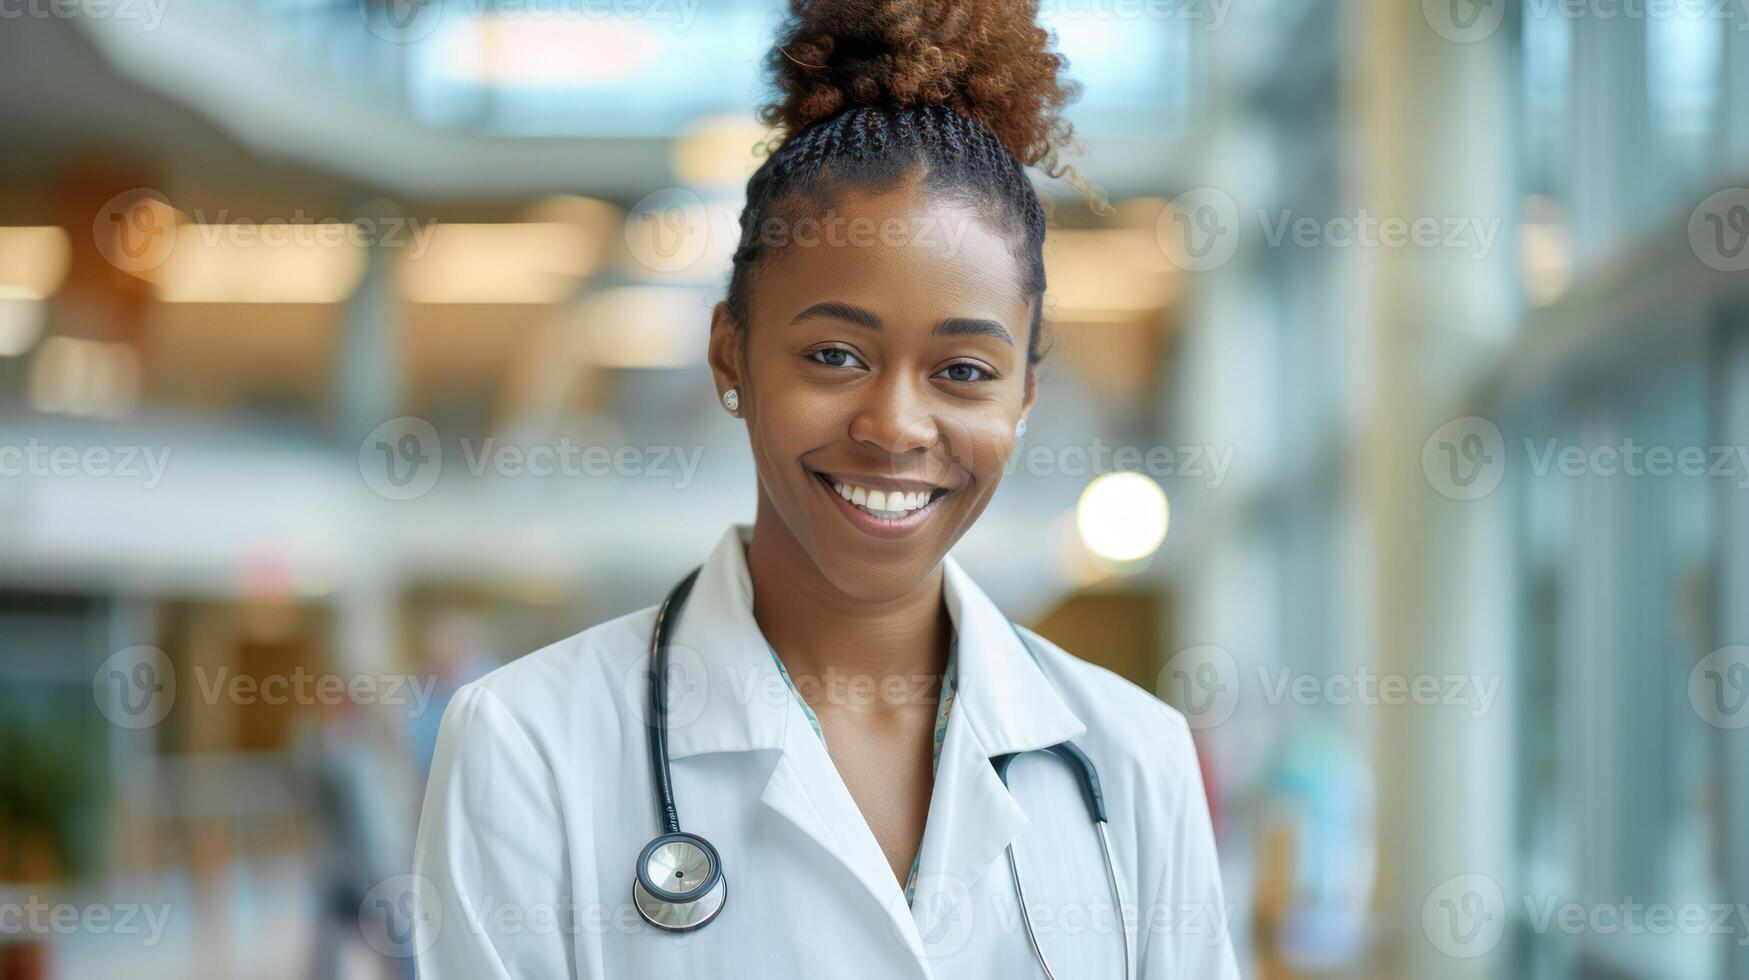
left=671, top=114, right=772, bottom=188
left=153, top=225, right=369, bottom=304
left=1075, top=471, right=1169, bottom=564
left=436, top=17, right=659, bottom=87
left=1043, top=227, right=1179, bottom=321
left=0, top=285, right=47, bottom=356
left=26, top=336, right=142, bottom=418
left=397, top=222, right=605, bottom=304
left=569, top=286, right=710, bottom=368
left=0, top=225, right=73, bottom=299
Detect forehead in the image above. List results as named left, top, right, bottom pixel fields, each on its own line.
left=746, top=180, right=1033, bottom=333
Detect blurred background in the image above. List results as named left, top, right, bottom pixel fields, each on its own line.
left=2, top=0, right=1748, bottom=977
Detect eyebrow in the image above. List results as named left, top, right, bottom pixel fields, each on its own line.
left=789, top=300, right=1014, bottom=347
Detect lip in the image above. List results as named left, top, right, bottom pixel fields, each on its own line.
left=811, top=470, right=955, bottom=539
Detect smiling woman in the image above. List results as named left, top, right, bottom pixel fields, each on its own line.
left=410, top=2, right=1240, bottom=978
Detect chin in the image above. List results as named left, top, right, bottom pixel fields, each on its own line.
left=811, top=546, right=950, bottom=603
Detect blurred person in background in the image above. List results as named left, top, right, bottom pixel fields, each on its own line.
left=294, top=695, right=417, bottom=980
left=1249, top=716, right=1376, bottom=980
left=412, top=1, right=1238, bottom=977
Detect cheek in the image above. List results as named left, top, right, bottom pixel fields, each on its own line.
left=744, top=372, right=847, bottom=467
left=935, top=410, right=1019, bottom=486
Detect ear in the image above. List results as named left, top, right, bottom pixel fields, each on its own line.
left=707, top=300, right=742, bottom=401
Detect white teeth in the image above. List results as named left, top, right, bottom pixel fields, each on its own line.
left=830, top=478, right=940, bottom=518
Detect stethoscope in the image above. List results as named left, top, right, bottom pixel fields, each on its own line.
left=631, top=566, right=1136, bottom=980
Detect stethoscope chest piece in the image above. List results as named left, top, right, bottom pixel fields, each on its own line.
left=632, top=831, right=727, bottom=932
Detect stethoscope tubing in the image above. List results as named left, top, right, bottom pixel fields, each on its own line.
left=642, top=563, right=1135, bottom=979
left=648, top=565, right=701, bottom=835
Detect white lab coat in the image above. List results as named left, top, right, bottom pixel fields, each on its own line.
left=411, top=523, right=1241, bottom=979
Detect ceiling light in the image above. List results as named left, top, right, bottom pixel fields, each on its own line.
left=0, top=226, right=73, bottom=299
left=400, top=223, right=604, bottom=304
left=154, top=224, right=368, bottom=303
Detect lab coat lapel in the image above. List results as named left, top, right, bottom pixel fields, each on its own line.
left=909, top=553, right=1089, bottom=950
left=659, top=525, right=934, bottom=971
left=758, top=715, right=937, bottom=971
left=905, top=700, right=1028, bottom=952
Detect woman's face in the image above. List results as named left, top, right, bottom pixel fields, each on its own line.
left=709, top=176, right=1037, bottom=601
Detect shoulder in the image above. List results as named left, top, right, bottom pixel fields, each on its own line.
left=433, top=603, right=660, bottom=760
left=1012, top=626, right=1236, bottom=963
left=1010, top=625, right=1204, bottom=793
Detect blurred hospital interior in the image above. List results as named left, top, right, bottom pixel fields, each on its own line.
left=3, top=0, right=1749, bottom=977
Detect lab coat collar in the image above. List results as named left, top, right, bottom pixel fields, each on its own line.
left=661, top=523, right=1087, bottom=761
left=659, top=523, right=1088, bottom=972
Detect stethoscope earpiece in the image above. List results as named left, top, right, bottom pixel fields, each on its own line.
left=632, top=831, right=728, bottom=932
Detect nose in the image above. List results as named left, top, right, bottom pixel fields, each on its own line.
left=848, top=370, right=940, bottom=459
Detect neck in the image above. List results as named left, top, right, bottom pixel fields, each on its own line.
left=744, top=493, right=952, bottom=717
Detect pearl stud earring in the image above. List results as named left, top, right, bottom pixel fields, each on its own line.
left=722, top=388, right=740, bottom=414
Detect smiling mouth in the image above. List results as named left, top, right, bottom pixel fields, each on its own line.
left=811, top=471, right=955, bottom=521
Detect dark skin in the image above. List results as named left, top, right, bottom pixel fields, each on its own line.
left=706, top=172, right=1038, bottom=886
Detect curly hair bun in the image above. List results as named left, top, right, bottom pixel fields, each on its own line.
left=758, top=0, right=1084, bottom=178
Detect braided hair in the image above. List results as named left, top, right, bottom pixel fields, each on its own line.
left=724, top=0, right=1101, bottom=378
